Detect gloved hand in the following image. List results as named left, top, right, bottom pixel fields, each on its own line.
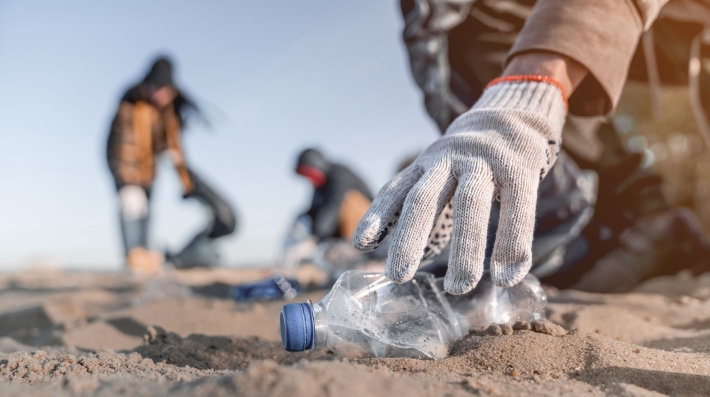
left=353, top=77, right=567, bottom=294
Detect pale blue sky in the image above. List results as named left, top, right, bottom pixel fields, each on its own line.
left=0, top=1, right=439, bottom=270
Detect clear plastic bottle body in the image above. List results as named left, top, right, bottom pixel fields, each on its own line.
left=443, top=272, right=547, bottom=333
left=282, top=270, right=548, bottom=359
left=312, top=271, right=462, bottom=359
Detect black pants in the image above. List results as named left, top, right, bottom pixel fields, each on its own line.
left=119, top=169, right=237, bottom=268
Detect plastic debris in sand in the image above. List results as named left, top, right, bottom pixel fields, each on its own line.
left=280, top=270, right=547, bottom=359
left=230, top=276, right=301, bottom=302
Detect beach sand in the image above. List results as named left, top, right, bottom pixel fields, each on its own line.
left=0, top=265, right=709, bottom=396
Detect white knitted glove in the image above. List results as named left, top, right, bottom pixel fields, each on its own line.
left=353, top=78, right=567, bottom=294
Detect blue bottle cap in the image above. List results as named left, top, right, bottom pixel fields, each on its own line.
left=280, top=302, right=314, bottom=352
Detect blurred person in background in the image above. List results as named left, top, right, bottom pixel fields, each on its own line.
left=352, top=0, right=710, bottom=294
left=295, top=148, right=373, bottom=243
left=107, top=56, right=236, bottom=274
left=278, top=148, right=381, bottom=281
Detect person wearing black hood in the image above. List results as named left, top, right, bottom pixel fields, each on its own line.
left=295, top=148, right=373, bottom=242
left=107, top=56, right=236, bottom=274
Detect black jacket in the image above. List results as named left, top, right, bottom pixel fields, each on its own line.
left=307, top=164, right=373, bottom=240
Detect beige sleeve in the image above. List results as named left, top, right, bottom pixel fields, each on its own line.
left=506, top=0, right=669, bottom=116
left=636, top=0, right=671, bottom=29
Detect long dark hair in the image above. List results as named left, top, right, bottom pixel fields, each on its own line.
left=137, top=56, right=205, bottom=128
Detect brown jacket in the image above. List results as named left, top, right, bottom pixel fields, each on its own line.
left=107, top=99, right=193, bottom=194
left=508, top=0, right=672, bottom=116
left=403, top=0, right=710, bottom=132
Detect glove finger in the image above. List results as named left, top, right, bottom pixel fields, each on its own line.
left=386, top=163, right=456, bottom=283
left=421, top=197, right=454, bottom=265
left=353, top=165, right=421, bottom=252
left=444, top=162, right=494, bottom=294
left=490, top=169, right=539, bottom=287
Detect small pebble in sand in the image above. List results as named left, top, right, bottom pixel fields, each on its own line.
left=145, top=326, right=158, bottom=343
left=512, top=321, right=532, bottom=331
left=60, top=355, right=77, bottom=364
left=634, top=348, right=641, bottom=353
left=531, top=319, right=566, bottom=337
left=485, top=324, right=503, bottom=336
left=484, top=323, right=514, bottom=336
left=501, top=324, right=513, bottom=335
left=468, top=327, right=485, bottom=335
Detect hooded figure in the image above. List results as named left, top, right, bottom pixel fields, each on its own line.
left=296, top=148, right=373, bottom=241
left=107, top=56, right=236, bottom=273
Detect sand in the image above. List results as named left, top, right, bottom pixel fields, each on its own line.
left=0, top=266, right=709, bottom=396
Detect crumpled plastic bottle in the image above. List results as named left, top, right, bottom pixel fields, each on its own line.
left=442, top=272, right=546, bottom=332
left=280, top=270, right=547, bottom=359
left=281, top=271, right=459, bottom=359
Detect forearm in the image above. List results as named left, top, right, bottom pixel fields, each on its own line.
left=503, top=52, right=587, bottom=99
left=506, top=0, right=666, bottom=115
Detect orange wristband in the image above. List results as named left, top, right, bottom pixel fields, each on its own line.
left=485, top=75, right=568, bottom=108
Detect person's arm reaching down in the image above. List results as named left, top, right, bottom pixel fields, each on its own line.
left=353, top=70, right=569, bottom=294
left=352, top=0, right=668, bottom=294
left=503, top=53, right=587, bottom=99
left=507, top=0, right=668, bottom=116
